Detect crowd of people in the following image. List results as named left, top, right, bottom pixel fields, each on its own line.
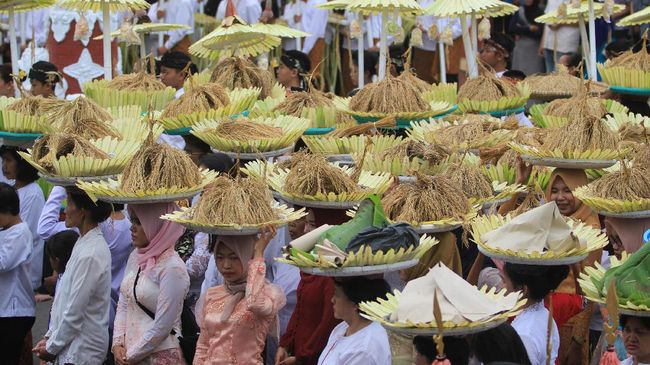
left=0, top=0, right=649, bottom=365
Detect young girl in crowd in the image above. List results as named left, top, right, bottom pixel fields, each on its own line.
left=194, top=226, right=286, bottom=364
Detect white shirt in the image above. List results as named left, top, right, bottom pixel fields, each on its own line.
left=543, top=0, right=580, bottom=53
left=163, top=0, right=195, bottom=50
left=282, top=0, right=306, bottom=51
left=300, top=0, right=329, bottom=55
left=511, top=301, right=560, bottom=365
left=113, top=249, right=190, bottom=361
left=24, top=8, right=50, bottom=47
left=45, top=227, right=112, bottom=364
left=0, top=222, right=35, bottom=318
left=621, top=358, right=650, bottom=365
left=216, top=0, right=262, bottom=24
left=318, top=321, right=392, bottom=365
left=18, top=182, right=45, bottom=288
left=157, top=89, right=187, bottom=150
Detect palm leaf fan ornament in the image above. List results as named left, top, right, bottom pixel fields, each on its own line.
left=189, top=0, right=308, bottom=59
left=599, top=279, right=621, bottom=365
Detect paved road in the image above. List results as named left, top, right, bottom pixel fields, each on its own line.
left=32, top=300, right=52, bottom=364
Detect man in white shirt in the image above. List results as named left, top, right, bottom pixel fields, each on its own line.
left=300, top=0, right=328, bottom=79
left=216, top=0, right=262, bottom=24
left=150, top=0, right=195, bottom=55
left=281, top=0, right=305, bottom=51
left=540, top=0, right=580, bottom=72
left=413, top=7, right=462, bottom=83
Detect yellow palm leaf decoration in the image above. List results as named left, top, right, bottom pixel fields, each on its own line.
left=619, top=6, right=650, bottom=27
left=190, top=12, right=309, bottom=59
left=425, top=0, right=516, bottom=18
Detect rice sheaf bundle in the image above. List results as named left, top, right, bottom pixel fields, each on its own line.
left=160, top=83, right=230, bottom=119
left=380, top=140, right=450, bottom=166
left=105, top=72, right=167, bottom=91
left=193, top=175, right=276, bottom=224
left=284, top=153, right=358, bottom=196
left=398, top=67, right=431, bottom=93
left=543, top=94, right=607, bottom=120
left=430, top=122, right=486, bottom=147
left=605, top=42, right=650, bottom=72
left=210, top=57, right=275, bottom=99
left=272, top=90, right=334, bottom=115
left=40, top=97, right=114, bottom=123
left=543, top=109, right=619, bottom=152
left=457, top=67, right=521, bottom=102
left=382, top=174, right=469, bottom=222
left=588, top=165, right=650, bottom=200
left=6, top=95, right=47, bottom=114
left=60, top=118, right=121, bottom=140
left=349, top=75, right=430, bottom=113
left=211, top=119, right=283, bottom=141
left=444, top=163, right=493, bottom=199
left=120, top=142, right=202, bottom=192
left=632, top=144, right=650, bottom=168
left=31, top=134, right=109, bottom=172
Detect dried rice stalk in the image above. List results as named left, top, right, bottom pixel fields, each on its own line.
left=512, top=191, right=543, bottom=216
left=328, top=116, right=396, bottom=138
left=210, top=57, right=275, bottom=99
left=6, top=95, right=47, bottom=114
left=589, top=164, right=650, bottom=200
left=273, top=89, right=333, bottom=113
left=526, top=65, right=583, bottom=96
left=382, top=174, right=469, bottom=222
left=457, top=63, right=521, bottom=102
left=442, top=114, right=503, bottom=131
left=619, top=123, right=649, bottom=144
left=443, top=163, right=493, bottom=199
left=106, top=72, right=167, bottom=91
left=430, top=122, right=486, bottom=147
left=284, top=153, right=358, bottom=196
left=120, top=142, right=202, bottom=192
left=543, top=100, right=619, bottom=152
left=59, top=118, right=121, bottom=140
left=31, top=134, right=109, bottom=172
left=543, top=93, right=607, bottom=120
left=398, top=67, right=431, bottom=93
left=606, top=37, right=650, bottom=71
left=349, top=75, right=430, bottom=113
left=160, top=83, right=230, bottom=119
left=497, top=148, right=519, bottom=166
left=633, top=144, right=650, bottom=168
left=380, top=140, right=451, bottom=166
left=275, top=150, right=310, bottom=171
left=210, top=119, right=283, bottom=141
left=40, top=97, right=114, bottom=124
left=193, top=175, right=276, bottom=224
left=480, top=145, right=510, bottom=165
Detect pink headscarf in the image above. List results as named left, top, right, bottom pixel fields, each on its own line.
left=214, top=235, right=256, bottom=322
left=129, top=203, right=185, bottom=273
left=605, top=217, right=650, bottom=254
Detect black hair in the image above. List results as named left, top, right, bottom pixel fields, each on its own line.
left=619, top=94, right=650, bottom=118
left=0, top=146, right=40, bottom=184
left=606, top=39, right=634, bottom=58
left=112, top=203, right=125, bottom=212
left=29, top=61, right=59, bottom=91
left=183, top=135, right=212, bottom=154
left=352, top=51, right=379, bottom=78
left=65, top=187, right=112, bottom=224
left=489, top=32, right=515, bottom=58
left=562, top=53, right=583, bottom=69
left=198, top=152, right=235, bottom=175
left=620, top=314, right=650, bottom=330
left=45, top=230, right=79, bottom=274
left=413, top=335, right=470, bottom=365
left=0, top=64, right=13, bottom=84
left=503, top=70, right=526, bottom=81
left=160, top=51, right=198, bottom=75
left=470, top=323, right=532, bottom=365
left=0, top=182, right=20, bottom=215
left=334, top=276, right=390, bottom=307
left=282, top=50, right=311, bottom=74
left=504, top=263, right=569, bottom=301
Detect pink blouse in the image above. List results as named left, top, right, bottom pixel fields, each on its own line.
left=193, top=258, right=286, bottom=365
